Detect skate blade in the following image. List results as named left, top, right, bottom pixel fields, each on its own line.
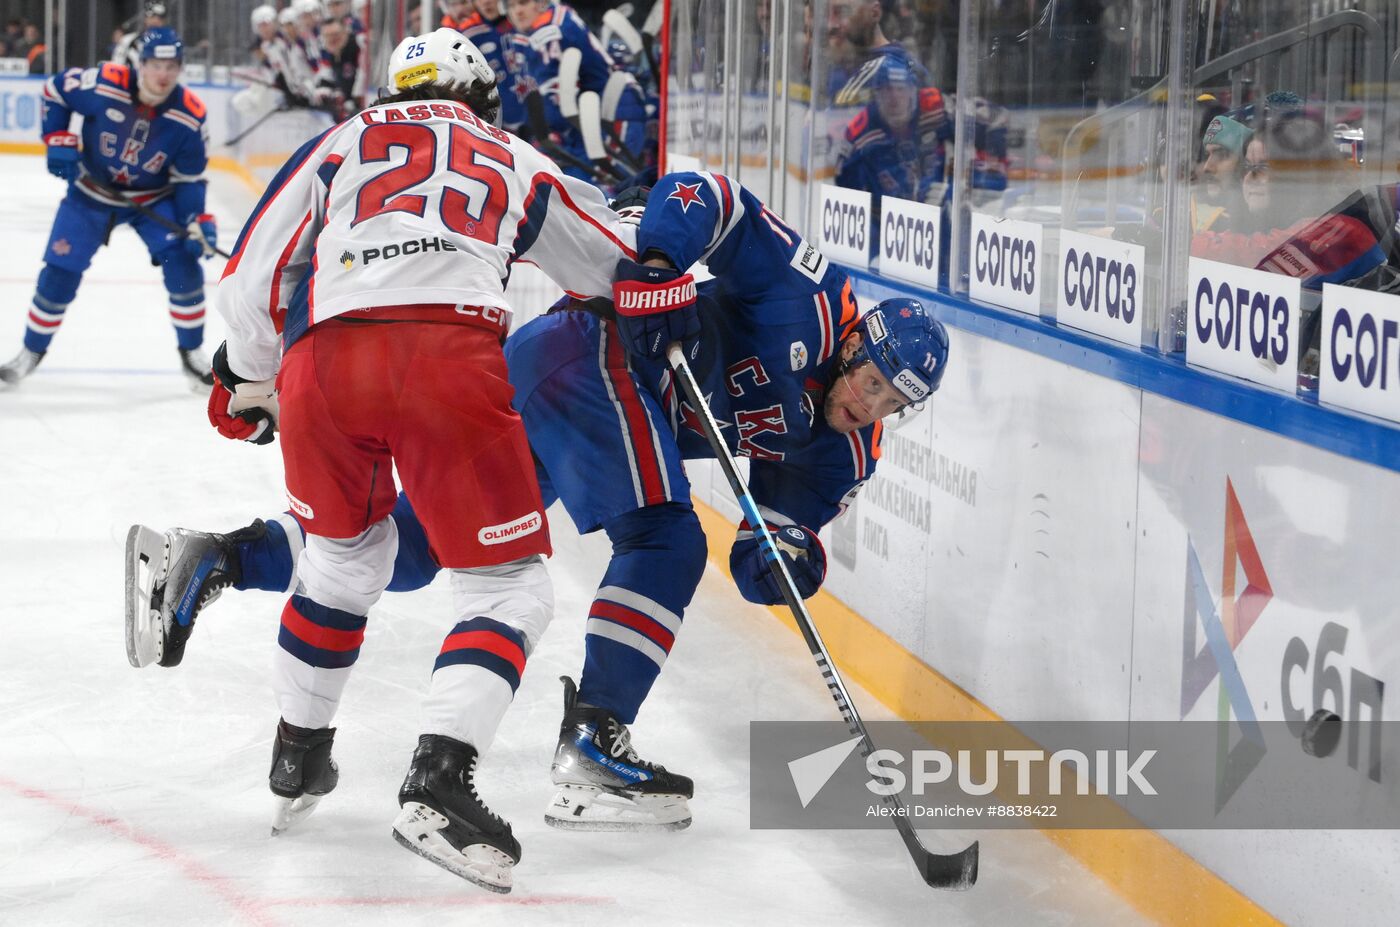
left=270, top=793, right=325, bottom=835
left=124, top=526, right=168, bottom=668
left=544, top=784, right=692, bottom=832
left=392, top=803, right=514, bottom=893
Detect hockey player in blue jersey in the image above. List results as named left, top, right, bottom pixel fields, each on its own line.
left=0, top=27, right=219, bottom=390
left=506, top=0, right=652, bottom=185
left=836, top=55, right=1008, bottom=270
left=125, top=175, right=949, bottom=831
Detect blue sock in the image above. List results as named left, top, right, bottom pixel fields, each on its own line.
left=23, top=265, right=81, bottom=354
left=234, top=514, right=300, bottom=592
left=577, top=503, right=708, bottom=723
left=232, top=494, right=442, bottom=594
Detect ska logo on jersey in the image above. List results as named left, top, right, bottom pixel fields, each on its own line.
left=340, top=250, right=355, bottom=270
left=667, top=181, right=705, bottom=213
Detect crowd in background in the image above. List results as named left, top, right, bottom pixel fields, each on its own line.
left=244, top=0, right=660, bottom=191
left=0, top=17, right=46, bottom=71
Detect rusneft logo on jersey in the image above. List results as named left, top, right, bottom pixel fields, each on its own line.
left=106, top=108, right=126, bottom=123
left=615, top=279, right=698, bottom=313
left=339, top=250, right=354, bottom=270
left=478, top=510, right=543, bottom=546
left=394, top=63, right=438, bottom=90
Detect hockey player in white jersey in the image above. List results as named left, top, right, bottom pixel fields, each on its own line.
left=206, top=27, right=636, bottom=893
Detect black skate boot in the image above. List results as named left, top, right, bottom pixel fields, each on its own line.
left=269, top=720, right=339, bottom=835
left=392, top=734, right=521, bottom=893
left=124, top=520, right=266, bottom=669
left=545, top=676, right=693, bottom=831
left=178, top=347, right=214, bottom=392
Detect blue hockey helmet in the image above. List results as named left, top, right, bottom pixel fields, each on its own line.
left=846, top=298, right=948, bottom=409
left=139, top=27, right=184, bottom=63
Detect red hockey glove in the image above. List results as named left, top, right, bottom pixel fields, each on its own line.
left=612, top=256, right=699, bottom=359
left=207, top=342, right=278, bottom=445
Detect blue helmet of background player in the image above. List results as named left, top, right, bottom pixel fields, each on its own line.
left=139, top=26, right=184, bottom=62
left=845, top=298, right=948, bottom=410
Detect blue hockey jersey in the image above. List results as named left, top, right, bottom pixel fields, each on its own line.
left=514, top=4, right=650, bottom=175
left=632, top=171, right=881, bottom=531
left=458, top=10, right=526, bottom=133
left=42, top=61, right=208, bottom=218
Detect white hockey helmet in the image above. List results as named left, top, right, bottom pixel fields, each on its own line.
left=277, top=7, right=298, bottom=25
left=387, top=28, right=496, bottom=93
left=250, top=5, right=277, bottom=28
left=293, top=0, right=325, bottom=18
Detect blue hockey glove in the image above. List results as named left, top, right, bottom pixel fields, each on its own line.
left=730, top=523, right=827, bottom=606
left=185, top=214, right=218, bottom=259
left=612, top=257, right=699, bottom=359
left=43, top=132, right=80, bottom=181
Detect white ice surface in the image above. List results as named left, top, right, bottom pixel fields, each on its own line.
left=0, top=154, right=1149, bottom=927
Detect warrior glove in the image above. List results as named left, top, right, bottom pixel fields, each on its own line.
left=612, top=257, right=699, bottom=360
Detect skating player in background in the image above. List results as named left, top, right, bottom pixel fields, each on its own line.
left=0, top=27, right=219, bottom=390
left=127, top=177, right=949, bottom=835
left=186, top=27, right=636, bottom=892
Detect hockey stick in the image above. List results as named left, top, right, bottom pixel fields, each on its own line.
left=224, top=104, right=292, bottom=147
left=524, top=91, right=628, bottom=186
left=664, top=341, right=980, bottom=891
left=79, top=176, right=233, bottom=260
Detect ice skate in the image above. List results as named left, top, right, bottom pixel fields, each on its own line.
left=178, top=347, right=214, bottom=393
left=545, top=676, right=693, bottom=832
left=269, top=720, right=339, bottom=835
left=392, top=734, right=520, bottom=893
left=123, top=521, right=262, bottom=668
left=0, top=347, right=43, bottom=387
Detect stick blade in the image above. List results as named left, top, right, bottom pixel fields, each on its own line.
left=920, top=840, right=979, bottom=890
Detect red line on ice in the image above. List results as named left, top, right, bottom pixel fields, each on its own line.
left=263, top=894, right=615, bottom=908
left=0, top=774, right=280, bottom=927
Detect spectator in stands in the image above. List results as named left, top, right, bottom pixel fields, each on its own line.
left=1193, top=113, right=1363, bottom=277
left=317, top=17, right=363, bottom=117
left=825, top=0, right=924, bottom=105
left=1194, top=112, right=1249, bottom=232
left=327, top=0, right=366, bottom=36
left=441, top=0, right=473, bottom=29
left=23, top=23, right=44, bottom=73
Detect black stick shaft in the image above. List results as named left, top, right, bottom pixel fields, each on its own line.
left=79, top=175, right=232, bottom=260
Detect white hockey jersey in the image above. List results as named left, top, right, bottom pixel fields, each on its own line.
left=218, top=98, right=638, bottom=381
